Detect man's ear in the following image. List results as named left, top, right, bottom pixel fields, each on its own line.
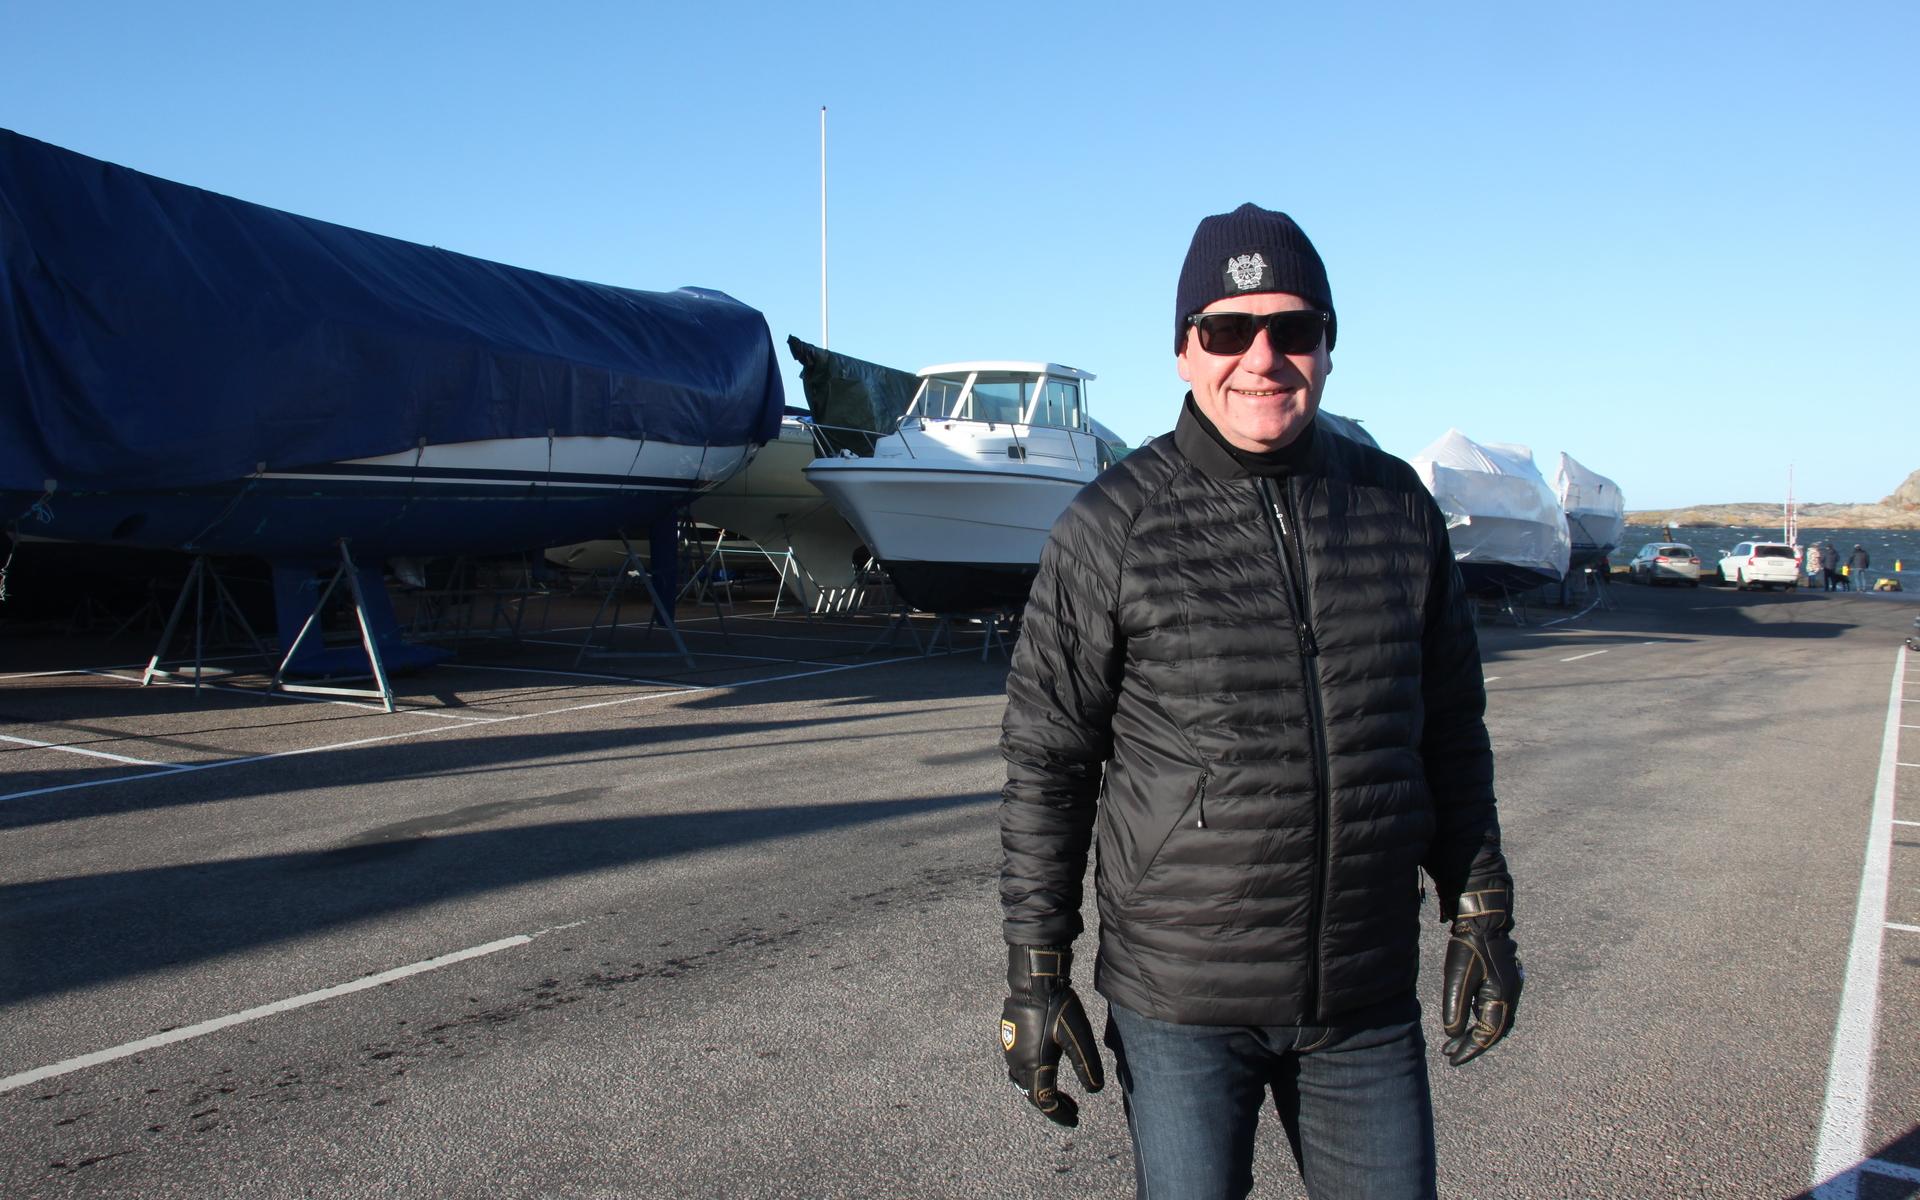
left=1176, top=346, right=1192, bottom=383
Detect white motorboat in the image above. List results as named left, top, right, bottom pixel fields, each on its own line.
left=1411, top=430, right=1572, bottom=596
left=1553, top=452, right=1626, bottom=574
left=804, top=361, right=1121, bottom=613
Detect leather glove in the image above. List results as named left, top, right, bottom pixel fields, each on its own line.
left=1440, top=875, right=1524, bottom=1066
left=1000, top=945, right=1103, bottom=1126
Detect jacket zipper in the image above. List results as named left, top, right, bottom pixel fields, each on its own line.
left=1194, top=772, right=1209, bottom=828
left=1257, top=476, right=1332, bottom=1022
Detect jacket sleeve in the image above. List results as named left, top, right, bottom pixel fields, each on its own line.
left=1415, top=495, right=1510, bottom=916
left=999, top=487, right=1127, bottom=947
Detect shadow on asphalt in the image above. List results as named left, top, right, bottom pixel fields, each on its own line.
left=0, top=692, right=999, bottom=832
left=1790, top=1123, right=1920, bottom=1198
left=0, top=789, right=998, bottom=1004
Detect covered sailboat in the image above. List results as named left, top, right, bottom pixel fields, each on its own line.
left=1, top=128, right=784, bottom=687
left=0, top=128, right=784, bottom=561
left=1411, top=430, right=1571, bottom=596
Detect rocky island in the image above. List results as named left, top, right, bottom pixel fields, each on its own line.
left=1627, top=468, right=1920, bottom=530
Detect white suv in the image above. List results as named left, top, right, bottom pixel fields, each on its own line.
left=1717, top=541, right=1799, bottom=591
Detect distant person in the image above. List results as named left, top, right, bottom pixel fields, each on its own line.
left=1848, top=544, right=1871, bottom=591
left=997, top=203, right=1521, bottom=1200
left=1821, top=540, right=1841, bottom=591
left=1804, top=542, right=1825, bottom=590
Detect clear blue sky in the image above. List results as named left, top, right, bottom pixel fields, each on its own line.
left=7, top=1, right=1914, bottom=508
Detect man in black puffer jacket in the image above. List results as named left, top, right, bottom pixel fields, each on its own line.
left=997, top=204, right=1522, bottom=1200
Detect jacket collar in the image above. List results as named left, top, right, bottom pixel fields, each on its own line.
left=1173, top=394, right=1324, bottom=482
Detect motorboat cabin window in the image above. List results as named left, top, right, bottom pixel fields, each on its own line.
left=907, top=369, right=1091, bottom=433
left=968, top=376, right=1031, bottom=425
left=1031, top=380, right=1082, bottom=431
left=915, top=376, right=968, bottom=420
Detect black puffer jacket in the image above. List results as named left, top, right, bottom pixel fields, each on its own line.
left=1000, top=402, right=1507, bottom=1026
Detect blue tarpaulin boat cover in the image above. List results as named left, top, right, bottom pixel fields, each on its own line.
left=0, top=128, right=784, bottom=493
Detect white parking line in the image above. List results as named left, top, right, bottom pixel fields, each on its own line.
left=440, top=662, right=675, bottom=684
left=393, top=709, right=502, bottom=724
left=1560, top=650, right=1609, bottom=663
left=1887, top=924, right=1920, bottom=934
left=0, top=668, right=107, bottom=681
left=678, top=627, right=883, bottom=648
left=81, top=669, right=389, bottom=715
left=0, top=733, right=186, bottom=768
left=1482, top=677, right=1500, bottom=684
left=0, top=926, right=570, bottom=1095
left=95, top=670, right=503, bottom=724
left=0, top=652, right=935, bottom=805
left=0, top=653, right=261, bottom=681
left=1810, top=645, right=1906, bottom=1196
left=1894, top=820, right=1920, bottom=828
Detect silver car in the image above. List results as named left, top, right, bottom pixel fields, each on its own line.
left=1628, top=542, right=1702, bottom=587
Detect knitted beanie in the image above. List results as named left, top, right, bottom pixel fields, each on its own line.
left=1174, top=203, right=1335, bottom=352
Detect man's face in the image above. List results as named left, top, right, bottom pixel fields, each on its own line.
left=1177, top=291, right=1330, bottom=452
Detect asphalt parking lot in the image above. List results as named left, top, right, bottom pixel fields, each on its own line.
left=3, top=582, right=1918, bottom=1198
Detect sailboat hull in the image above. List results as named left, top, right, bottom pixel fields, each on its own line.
left=12, top=437, right=749, bottom=561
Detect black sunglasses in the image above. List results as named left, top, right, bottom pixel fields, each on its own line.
left=1186, top=309, right=1329, bottom=356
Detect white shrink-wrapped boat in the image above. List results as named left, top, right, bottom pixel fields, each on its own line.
left=1553, top=453, right=1626, bottom=574
left=1411, top=430, right=1571, bottom=596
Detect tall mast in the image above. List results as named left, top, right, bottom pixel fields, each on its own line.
left=819, top=105, right=829, bottom=349
left=1784, top=464, right=1797, bottom=546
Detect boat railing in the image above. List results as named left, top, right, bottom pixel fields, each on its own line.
left=895, top=414, right=1106, bottom=469
left=803, top=420, right=886, bottom=460
left=805, top=413, right=1108, bottom=472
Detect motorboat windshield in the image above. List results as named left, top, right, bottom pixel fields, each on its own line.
left=906, top=363, right=1091, bottom=432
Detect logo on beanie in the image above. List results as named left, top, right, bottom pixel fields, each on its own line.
left=1224, top=252, right=1273, bottom=292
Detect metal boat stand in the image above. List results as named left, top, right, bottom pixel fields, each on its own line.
left=574, top=533, right=699, bottom=670
left=924, top=610, right=1017, bottom=661
left=1472, top=587, right=1531, bottom=628
left=867, top=605, right=1017, bottom=661
left=765, top=550, right=809, bottom=619
left=814, top=556, right=889, bottom=617
left=142, top=555, right=275, bottom=694
left=1558, top=566, right=1615, bottom=613
left=680, top=532, right=813, bottom=620
left=404, top=554, right=553, bottom=642
left=866, top=601, right=925, bottom=656
left=268, top=539, right=399, bottom=712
